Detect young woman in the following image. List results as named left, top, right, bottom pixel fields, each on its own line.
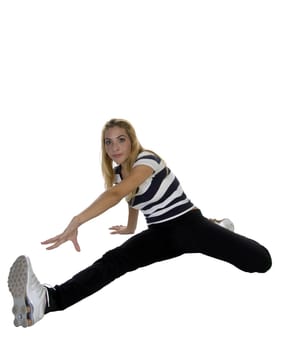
left=8, top=118, right=272, bottom=327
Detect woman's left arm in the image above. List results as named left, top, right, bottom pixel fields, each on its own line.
left=109, top=206, right=139, bottom=235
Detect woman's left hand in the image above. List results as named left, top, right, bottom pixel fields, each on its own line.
left=109, top=225, right=134, bottom=235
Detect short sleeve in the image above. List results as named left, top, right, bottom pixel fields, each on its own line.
left=132, top=151, right=164, bottom=174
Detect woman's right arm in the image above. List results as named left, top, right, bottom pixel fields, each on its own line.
left=41, top=165, right=152, bottom=251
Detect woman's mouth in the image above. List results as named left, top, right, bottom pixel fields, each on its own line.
left=112, top=154, right=122, bottom=159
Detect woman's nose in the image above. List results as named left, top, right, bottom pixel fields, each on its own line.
left=112, top=141, right=120, bottom=151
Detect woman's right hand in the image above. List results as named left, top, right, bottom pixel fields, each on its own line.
left=41, top=217, right=81, bottom=252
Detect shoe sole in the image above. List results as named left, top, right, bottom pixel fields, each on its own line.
left=8, top=256, right=34, bottom=327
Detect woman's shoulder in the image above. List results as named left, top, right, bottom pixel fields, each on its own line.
left=136, top=150, right=161, bottom=163
left=134, top=150, right=165, bottom=173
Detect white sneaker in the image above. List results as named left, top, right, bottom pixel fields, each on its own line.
left=212, top=218, right=235, bottom=232
left=8, top=255, right=47, bottom=327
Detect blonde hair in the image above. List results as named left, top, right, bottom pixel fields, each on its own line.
left=101, top=118, right=144, bottom=189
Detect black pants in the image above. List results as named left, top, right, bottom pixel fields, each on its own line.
left=46, top=209, right=272, bottom=312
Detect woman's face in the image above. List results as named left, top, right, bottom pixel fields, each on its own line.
left=104, top=126, right=132, bottom=165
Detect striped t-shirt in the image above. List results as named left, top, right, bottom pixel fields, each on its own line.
left=114, top=151, right=194, bottom=225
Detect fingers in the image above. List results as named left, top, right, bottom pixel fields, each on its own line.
left=41, top=235, right=66, bottom=250
left=41, top=235, right=61, bottom=245
left=109, top=225, right=125, bottom=234
left=42, top=220, right=81, bottom=252
left=109, top=225, right=123, bottom=230
left=72, top=237, right=81, bottom=252
left=41, top=233, right=81, bottom=252
left=109, top=226, right=132, bottom=235
left=45, top=241, right=63, bottom=250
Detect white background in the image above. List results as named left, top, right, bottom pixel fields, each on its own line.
left=1, top=1, right=283, bottom=349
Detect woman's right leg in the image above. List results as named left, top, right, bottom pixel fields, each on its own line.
left=46, top=226, right=182, bottom=312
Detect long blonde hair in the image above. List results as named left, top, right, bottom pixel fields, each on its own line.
left=101, top=118, right=144, bottom=189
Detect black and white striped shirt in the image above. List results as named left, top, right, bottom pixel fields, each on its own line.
left=114, top=151, right=194, bottom=225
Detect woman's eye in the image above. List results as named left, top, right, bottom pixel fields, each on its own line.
left=119, top=137, right=126, bottom=143
left=105, top=140, right=112, bottom=146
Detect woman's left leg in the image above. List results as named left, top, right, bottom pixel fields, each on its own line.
left=183, top=210, right=272, bottom=273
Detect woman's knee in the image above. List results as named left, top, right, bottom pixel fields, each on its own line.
left=258, top=247, right=272, bottom=273
left=244, top=246, right=272, bottom=273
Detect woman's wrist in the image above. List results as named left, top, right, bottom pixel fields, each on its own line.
left=72, top=215, right=83, bottom=228
left=126, top=225, right=136, bottom=234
